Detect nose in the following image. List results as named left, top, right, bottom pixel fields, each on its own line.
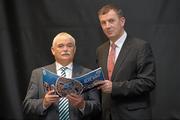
left=104, top=22, right=111, bottom=29
left=62, top=45, right=68, bottom=51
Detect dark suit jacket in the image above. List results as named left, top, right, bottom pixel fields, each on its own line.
left=23, top=63, right=101, bottom=120
left=96, top=36, right=156, bottom=120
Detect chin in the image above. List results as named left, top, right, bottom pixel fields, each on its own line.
left=106, top=33, right=114, bottom=37
left=108, top=35, right=115, bottom=39
left=62, top=57, right=71, bottom=60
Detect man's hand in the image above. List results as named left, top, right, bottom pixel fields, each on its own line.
left=43, top=90, right=59, bottom=108
left=96, top=80, right=112, bottom=93
left=67, top=93, right=85, bottom=109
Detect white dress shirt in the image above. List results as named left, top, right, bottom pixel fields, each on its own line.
left=109, top=31, right=127, bottom=63
left=56, top=62, right=73, bottom=78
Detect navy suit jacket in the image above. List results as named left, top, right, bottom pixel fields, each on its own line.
left=96, top=36, right=156, bottom=120
left=23, top=63, right=101, bottom=120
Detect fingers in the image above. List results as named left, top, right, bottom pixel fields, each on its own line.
left=66, top=94, right=85, bottom=109
left=47, top=89, right=55, bottom=94
left=96, top=80, right=108, bottom=89
left=97, top=80, right=112, bottom=93
left=44, top=90, right=59, bottom=104
left=67, top=93, right=80, bottom=101
left=46, top=90, right=59, bottom=97
left=94, top=81, right=106, bottom=86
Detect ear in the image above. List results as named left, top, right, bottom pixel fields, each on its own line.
left=121, top=17, right=125, bottom=27
left=74, top=46, right=76, bottom=54
left=51, top=47, right=55, bottom=55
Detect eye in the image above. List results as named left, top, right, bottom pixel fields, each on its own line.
left=109, top=19, right=114, bottom=23
left=67, top=43, right=74, bottom=48
left=100, top=21, right=106, bottom=26
left=58, top=44, right=64, bottom=48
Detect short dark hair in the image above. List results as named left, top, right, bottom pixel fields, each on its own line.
left=98, top=4, right=124, bottom=17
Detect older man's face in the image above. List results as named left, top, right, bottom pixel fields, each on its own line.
left=51, top=36, right=76, bottom=65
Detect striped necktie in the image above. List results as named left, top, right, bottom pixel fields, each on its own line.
left=60, top=67, right=68, bottom=78
left=58, top=67, right=70, bottom=120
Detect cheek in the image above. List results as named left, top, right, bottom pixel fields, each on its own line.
left=53, top=50, right=59, bottom=56
left=54, top=50, right=63, bottom=56
left=101, top=24, right=106, bottom=30
left=72, top=48, right=76, bottom=53
left=72, top=51, right=75, bottom=56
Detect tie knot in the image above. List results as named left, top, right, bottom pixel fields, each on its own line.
left=60, top=66, right=68, bottom=71
left=60, top=67, right=68, bottom=77
left=111, top=43, right=116, bottom=49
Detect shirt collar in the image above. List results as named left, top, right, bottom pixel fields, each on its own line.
left=55, top=62, right=73, bottom=71
left=110, top=31, right=127, bottom=48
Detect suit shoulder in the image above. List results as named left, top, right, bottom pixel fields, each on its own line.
left=74, top=64, right=91, bottom=74
left=32, top=63, right=54, bottom=73
left=97, top=41, right=109, bottom=51
left=127, top=36, right=151, bottom=48
left=129, top=37, right=147, bottom=44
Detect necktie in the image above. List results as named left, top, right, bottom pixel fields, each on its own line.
left=60, top=67, right=68, bottom=78
left=107, top=43, right=116, bottom=80
left=58, top=67, right=70, bottom=120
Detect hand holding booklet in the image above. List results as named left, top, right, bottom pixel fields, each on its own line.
left=42, top=67, right=104, bottom=97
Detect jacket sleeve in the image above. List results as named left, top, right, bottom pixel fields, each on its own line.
left=23, top=69, right=47, bottom=115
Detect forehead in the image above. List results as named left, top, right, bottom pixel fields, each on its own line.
left=99, top=10, right=118, bottom=20
left=54, top=36, right=74, bottom=44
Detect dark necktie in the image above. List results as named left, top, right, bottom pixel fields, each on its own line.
left=58, top=67, right=70, bottom=120
left=107, top=43, right=116, bottom=80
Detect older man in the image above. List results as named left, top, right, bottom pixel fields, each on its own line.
left=23, top=32, right=101, bottom=120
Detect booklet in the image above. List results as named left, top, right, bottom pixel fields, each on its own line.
left=42, top=67, right=104, bottom=97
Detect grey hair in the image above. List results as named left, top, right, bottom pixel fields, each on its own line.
left=52, top=32, right=76, bottom=47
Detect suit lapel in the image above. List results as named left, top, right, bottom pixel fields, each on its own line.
left=111, top=36, right=131, bottom=80
left=72, top=64, right=82, bottom=78
left=101, top=43, right=110, bottom=79
left=46, top=63, right=56, bottom=73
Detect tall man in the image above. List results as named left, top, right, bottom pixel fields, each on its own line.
left=96, top=4, right=156, bottom=120
left=23, top=32, right=101, bottom=120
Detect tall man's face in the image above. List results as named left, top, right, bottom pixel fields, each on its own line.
left=99, top=9, right=125, bottom=42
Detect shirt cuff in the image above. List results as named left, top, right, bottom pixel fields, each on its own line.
left=79, top=107, right=85, bottom=114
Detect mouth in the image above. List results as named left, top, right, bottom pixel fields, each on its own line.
left=106, top=29, right=113, bottom=34
left=61, top=53, right=70, bottom=56
left=106, top=31, right=113, bottom=36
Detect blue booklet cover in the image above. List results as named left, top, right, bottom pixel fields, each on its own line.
left=73, top=67, right=105, bottom=92
left=42, top=67, right=104, bottom=97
